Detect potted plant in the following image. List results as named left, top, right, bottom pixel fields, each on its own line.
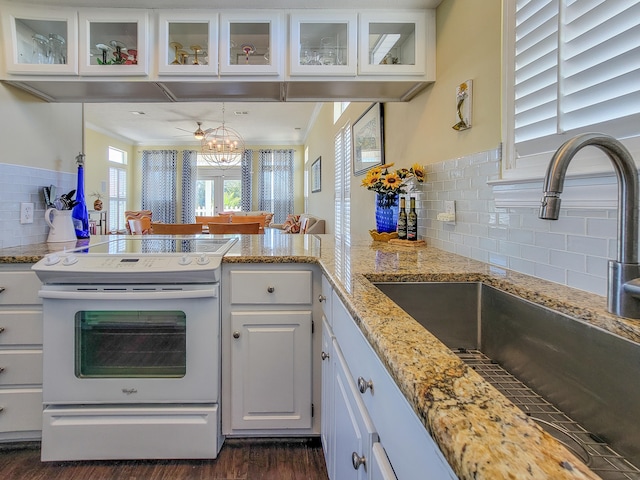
left=90, top=192, right=104, bottom=211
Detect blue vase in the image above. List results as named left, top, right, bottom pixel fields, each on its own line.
left=72, top=163, right=90, bottom=239
left=375, top=193, right=399, bottom=233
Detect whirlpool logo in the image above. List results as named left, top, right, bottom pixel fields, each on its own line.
left=121, top=388, right=138, bottom=395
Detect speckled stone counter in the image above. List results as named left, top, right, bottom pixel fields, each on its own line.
left=3, top=232, right=639, bottom=479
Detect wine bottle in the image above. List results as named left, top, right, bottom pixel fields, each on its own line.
left=407, top=196, right=417, bottom=241
left=72, top=153, right=90, bottom=239
left=397, top=196, right=407, bottom=240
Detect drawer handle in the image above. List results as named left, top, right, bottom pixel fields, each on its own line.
left=267, top=286, right=275, bottom=293
left=321, top=351, right=330, bottom=361
left=318, top=294, right=326, bottom=302
left=357, top=376, right=374, bottom=394
left=351, top=451, right=366, bottom=471
left=233, top=331, right=240, bottom=339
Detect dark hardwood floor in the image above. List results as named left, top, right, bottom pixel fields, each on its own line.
left=0, top=438, right=329, bottom=480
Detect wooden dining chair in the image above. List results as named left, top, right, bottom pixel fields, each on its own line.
left=196, top=215, right=231, bottom=224
left=230, top=215, right=267, bottom=232
left=150, top=223, right=204, bottom=234
left=207, top=222, right=261, bottom=234
left=128, top=217, right=152, bottom=235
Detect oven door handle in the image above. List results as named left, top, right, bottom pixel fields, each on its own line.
left=38, top=287, right=218, bottom=301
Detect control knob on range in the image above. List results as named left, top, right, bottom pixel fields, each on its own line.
left=44, top=254, right=61, bottom=266
left=62, top=255, right=78, bottom=266
left=178, top=254, right=192, bottom=265
left=196, top=254, right=210, bottom=265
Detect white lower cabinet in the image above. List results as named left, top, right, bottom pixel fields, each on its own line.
left=230, top=310, right=312, bottom=430
left=322, top=291, right=457, bottom=480
left=0, top=266, right=43, bottom=442
left=221, top=264, right=321, bottom=437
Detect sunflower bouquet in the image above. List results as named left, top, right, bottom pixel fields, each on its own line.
left=360, top=163, right=425, bottom=196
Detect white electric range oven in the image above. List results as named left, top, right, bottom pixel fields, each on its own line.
left=32, top=235, right=237, bottom=461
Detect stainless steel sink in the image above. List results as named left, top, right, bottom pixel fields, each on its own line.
left=374, top=281, right=640, bottom=480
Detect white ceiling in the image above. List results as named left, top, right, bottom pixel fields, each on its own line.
left=84, top=101, right=325, bottom=146
left=21, top=0, right=443, bottom=146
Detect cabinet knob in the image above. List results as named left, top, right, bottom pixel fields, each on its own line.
left=233, top=331, right=240, bottom=339
left=321, top=351, right=330, bottom=361
left=357, top=376, right=374, bottom=394
left=0, top=287, right=5, bottom=294
left=318, top=294, right=326, bottom=302
left=0, top=367, right=4, bottom=374
left=0, top=406, right=3, bottom=413
left=267, top=286, right=275, bottom=293
left=0, top=327, right=4, bottom=334
left=351, top=451, right=366, bottom=470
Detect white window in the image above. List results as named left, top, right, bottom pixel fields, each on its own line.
left=333, top=102, right=351, bottom=123
left=502, top=0, right=640, bottom=180
left=196, top=154, right=241, bottom=215
left=334, top=122, right=351, bottom=243
left=107, top=147, right=127, bottom=233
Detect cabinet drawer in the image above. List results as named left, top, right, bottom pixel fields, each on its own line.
left=0, top=388, right=43, bottom=433
left=0, top=351, right=43, bottom=385
left=0, top=271, right=42, bottom=305
left=230, top=271, right=312, bottom=304
left=333, top=293, right=457, bottom=479
left=0, top=311, right=43, bottom=346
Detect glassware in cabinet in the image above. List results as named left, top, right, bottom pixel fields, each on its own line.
left=219, top=12, right=283, bottom=76
left=78, top=9, right=148, bottom=76
left=289, top=13, right=357, bottom=76
left=157, top=12, right=218, bottom=76
left=358, top=11, right=432, bottom=76
left=1, top=5, right=78, bottom=75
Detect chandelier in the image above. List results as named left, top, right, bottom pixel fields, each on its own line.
left=201, top=104, right=245, bottom=169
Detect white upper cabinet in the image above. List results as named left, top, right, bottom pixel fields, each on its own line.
left=358, top=11, right=429, bottom=76
left=78, top=9, right=149, bottom=76
left=219, top=12, right=283, bottom=76
left=289, top=12, right=358, bottom=76
left=157, top=11, right=218, bottom=76
left=1, top=5, right=78, bottom=75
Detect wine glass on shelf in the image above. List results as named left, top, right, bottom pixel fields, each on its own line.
left=95, top=43, right=112, bottom=65
left=190, top=45, right=204, bottom=65
left=109, top=40, right=127, bottom=64
left=169, top=41, right=183, bottom=64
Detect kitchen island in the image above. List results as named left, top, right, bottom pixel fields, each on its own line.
left=2, top=231, right=639, bottom=479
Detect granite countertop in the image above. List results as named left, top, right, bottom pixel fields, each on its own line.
left=3, top=232, right=639, bottom=479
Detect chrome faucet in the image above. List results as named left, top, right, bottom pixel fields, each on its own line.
left=539, top=133, right=640, bottom=318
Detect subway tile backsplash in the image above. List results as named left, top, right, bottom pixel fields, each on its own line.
left=0, top=163, right=75, bottom=249
left=418, top=147, right=615, bottom=296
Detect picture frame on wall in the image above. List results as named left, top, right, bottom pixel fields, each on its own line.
left=352, top=102, right=384, bottom=176
left=311, top=156, right=321, bottom=193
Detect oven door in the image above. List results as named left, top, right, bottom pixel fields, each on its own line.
left=40, top=284, right=219, bottom=404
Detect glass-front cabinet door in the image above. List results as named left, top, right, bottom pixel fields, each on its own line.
left=78, top=9, right=148, bottom=76
left=358, top=12, right=429, bottom=76
left=219, top=12, right=283, bottom=76
left=157, top=11, right=218, bottom=76
left=1, top=5, right=78, bottom=75
left=289, top=13, right=357, bottom=76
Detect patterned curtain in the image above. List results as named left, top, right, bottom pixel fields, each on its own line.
left=181, top=150, right=198, bottom=223
left=141, top=150, right=177, bottom=223
left=241, top=149, right=253, bottom=212
left=258, top=149, right=294, bottom=223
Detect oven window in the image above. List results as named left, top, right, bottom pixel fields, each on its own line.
left=75, top=311, right=187, bottom=378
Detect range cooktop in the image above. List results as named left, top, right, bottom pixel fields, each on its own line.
left=32, top=235, right=238, bottom=284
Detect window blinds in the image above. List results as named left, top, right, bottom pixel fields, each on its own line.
left=514, top=0, right=640, bottom=157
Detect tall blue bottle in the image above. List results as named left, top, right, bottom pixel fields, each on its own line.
left=72, top=153, right=90, bottom=239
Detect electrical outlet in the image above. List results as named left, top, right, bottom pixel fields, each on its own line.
left=20, top=202, right=34, bottom=224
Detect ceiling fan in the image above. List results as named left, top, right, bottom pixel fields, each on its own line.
left=175, top=121, right=213, bottom=139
